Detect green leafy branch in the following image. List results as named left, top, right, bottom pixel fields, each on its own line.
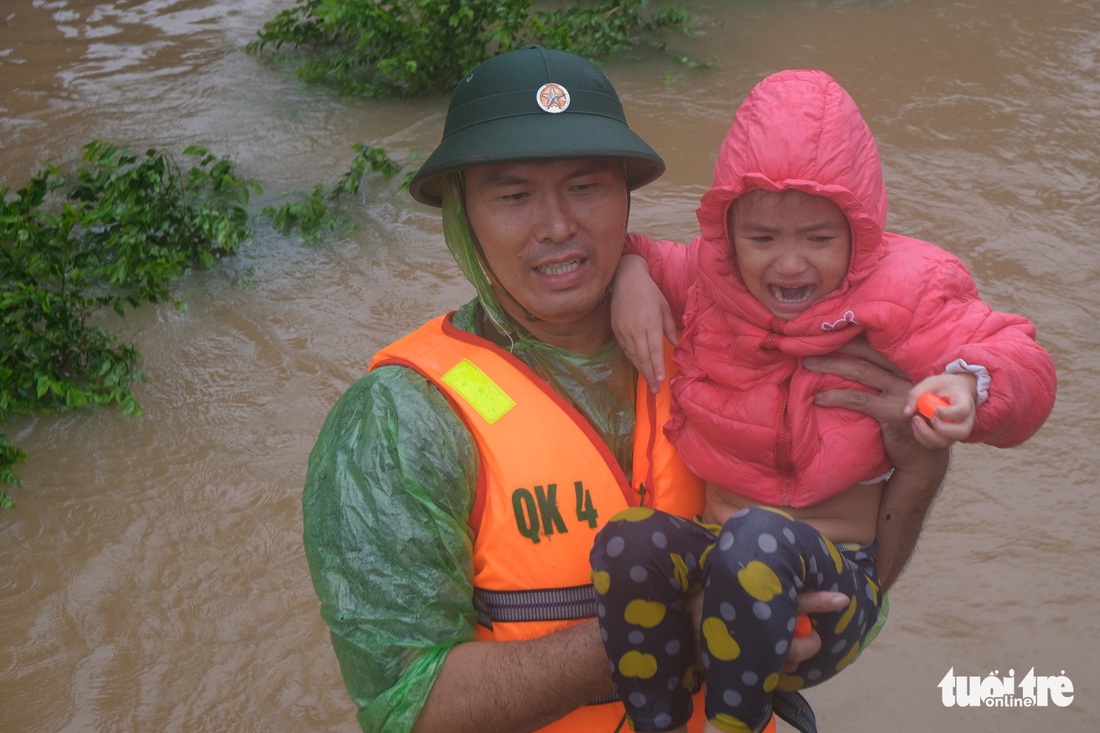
left=263, top=142, right=411, bottom=242
left=246, top=0, right=698, bottom=97
left=1, top=141, right=262, bottom=507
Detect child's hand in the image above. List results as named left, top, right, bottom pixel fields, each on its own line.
left=905, top=373, right=978, bottom=448
left=611, top=254, right=679, bottom=392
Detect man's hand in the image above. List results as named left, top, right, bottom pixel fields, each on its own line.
left=804, top=338, right=937, bottom=475
left=684, top=590, right=849, bottom=673
left=784, top=591, right=850, bottom=672
left=804, top=338, right=950, bottom=591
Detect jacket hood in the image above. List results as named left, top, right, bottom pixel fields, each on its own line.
left=696, top=69, right=888, bottom=309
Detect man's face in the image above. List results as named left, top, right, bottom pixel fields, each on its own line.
left=464, top=158, right=629, bottom=349
left=728, top=189, right=852, bottom=320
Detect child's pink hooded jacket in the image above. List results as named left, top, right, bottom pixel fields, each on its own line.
left=627, top=70, right=1057, bottom=507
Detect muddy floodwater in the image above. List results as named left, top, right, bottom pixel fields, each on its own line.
left=2, top=1, right=1098, bottom=731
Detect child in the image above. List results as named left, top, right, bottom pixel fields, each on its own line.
left=589, top=69, right=1056, bottom=733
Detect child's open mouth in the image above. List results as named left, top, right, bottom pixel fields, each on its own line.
left=769, top=284, right=815, bottom=304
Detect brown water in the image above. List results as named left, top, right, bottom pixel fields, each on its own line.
left=2, top=1, right=1098, bottom=731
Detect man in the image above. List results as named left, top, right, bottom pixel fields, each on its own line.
left=303, top=46, right=948, bottom=733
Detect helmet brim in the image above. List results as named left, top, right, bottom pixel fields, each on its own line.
left=408, top=110, right=665, bottom=207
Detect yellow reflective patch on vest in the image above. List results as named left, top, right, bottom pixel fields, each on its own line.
left=442, top=359, right=516, bottom=424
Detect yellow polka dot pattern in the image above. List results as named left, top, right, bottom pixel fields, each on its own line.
left=592, top=506, right=883, bottom=733
left=867, top=575, right=880, bottom=606
left=825, top=537, right=844, bottom=574
left=835, top=640, right=862, bottom=673
left=777, top=673, right=805, bottom=691
left=699, top=542, right=714, bottom=569
left=702, top=616, right=741, bottom=661
left=834, top=596, right=857, bottom=635
left=710, top=712, right=754, bottom=733
left=592, top=569, right=611, bottom=595
left=624, top=598, right=667, bottom=628
left=613, top=506, right=655, bottom=522
left=737, top=560, right=783, bottom=602
left=618, top=650, right=659, bottom=679
left=671, top=553, right=691, bottom=592
left=682, top=666, right=698, bottom=692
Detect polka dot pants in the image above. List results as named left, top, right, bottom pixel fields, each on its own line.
left=590, top=506, right=881, bottom=733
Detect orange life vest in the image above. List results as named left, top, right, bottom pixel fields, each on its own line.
left=370, top=313, right=712, bottom=733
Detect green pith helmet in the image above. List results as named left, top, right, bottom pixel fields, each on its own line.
left=408, top=45, right=665, bottom=206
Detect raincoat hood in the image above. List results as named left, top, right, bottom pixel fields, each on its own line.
left=696, top=69, right=888, bottom=312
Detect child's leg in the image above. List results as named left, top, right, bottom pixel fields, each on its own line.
left=700, top=507, right=881, bottom=733
left=591, top=507, right=717, bottom=732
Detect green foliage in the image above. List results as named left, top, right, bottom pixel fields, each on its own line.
left=0, top=436, right=24, bottom=508
left=246, top=0, right=695, bottom=97
left=531, top=1, right=693, bottom=60
left=264, top=142, right=411, bottom=242
left=1, top=141, right=261, bottom=505
left=3, top=3, right=699, bottom=510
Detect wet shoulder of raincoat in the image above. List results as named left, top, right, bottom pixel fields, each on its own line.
left=302, top=303, right=481, bottom=732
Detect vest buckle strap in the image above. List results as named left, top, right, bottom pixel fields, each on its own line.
left=473, top=583, right=598, bottom=629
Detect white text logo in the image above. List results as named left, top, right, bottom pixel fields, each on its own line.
left=939, top=667, right=1074, bottom=707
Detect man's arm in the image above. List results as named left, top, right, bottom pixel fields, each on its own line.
left=805, top=347, right=950, bottom=592
left=306, top=364, right=619, bottom=733
left=413, top=621, right=611, bottom=733
left=303, top=368, right=482, bottom=732
left=871, top=432, right=949, bottom=591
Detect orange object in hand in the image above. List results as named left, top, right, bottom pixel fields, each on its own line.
left=917, top=392, right=951, bottom=422
left=794, top=614, right=812, bottom=638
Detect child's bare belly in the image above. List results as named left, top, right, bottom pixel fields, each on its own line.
left=701, top=480, right=884, bottom=546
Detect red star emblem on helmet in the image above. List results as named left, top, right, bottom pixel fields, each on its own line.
left=536, top=83, right=570, bottom=113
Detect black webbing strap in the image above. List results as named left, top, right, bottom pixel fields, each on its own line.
left=473, top=583, right=599, bottom=628
left=772, top=690, right=818, bottom=733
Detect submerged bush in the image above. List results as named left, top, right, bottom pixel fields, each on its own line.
left=246, top=0, right=695, bottom=96
left=0, top=141, right=261, bottom=506
left=265, top=142, right=410, bottom=242
left=3, top=4, right=700, bottom=509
